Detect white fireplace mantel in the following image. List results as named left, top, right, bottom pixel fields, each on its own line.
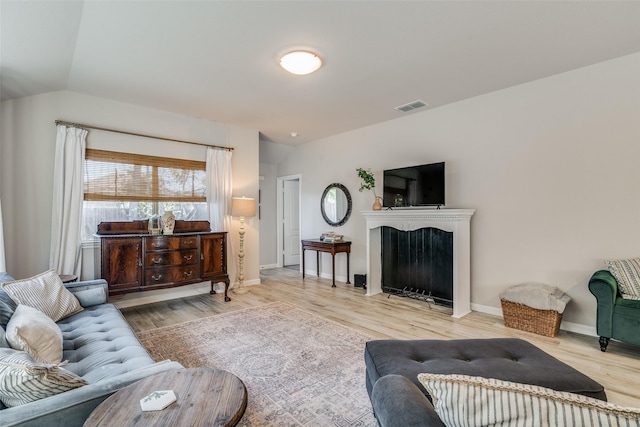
left=362, top=209, right=475, bottom=318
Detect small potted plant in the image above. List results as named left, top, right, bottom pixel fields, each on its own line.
left=356, top=168, right=383, bottom=210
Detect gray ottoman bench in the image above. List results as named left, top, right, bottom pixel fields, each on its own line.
left=364, top=338, right=606, bottom=427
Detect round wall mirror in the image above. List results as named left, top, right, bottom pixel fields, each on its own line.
left=321, top=183, right=352, bottom=227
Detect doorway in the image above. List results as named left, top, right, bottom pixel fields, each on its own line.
left=276, top=174, right=301, bottom=268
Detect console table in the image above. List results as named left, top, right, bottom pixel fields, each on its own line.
left=301, top=239, right=351, bottom=287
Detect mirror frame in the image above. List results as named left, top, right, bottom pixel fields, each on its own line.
left=320, top=183, right=352, bottom=227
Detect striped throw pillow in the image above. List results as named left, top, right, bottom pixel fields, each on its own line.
left=418, top=373, right=640, bottom=427
left=1, top=269, right=83, bottom=322
left=606, top=258, right=640, bottom=301
left=0, top=348, right=87, bottom=407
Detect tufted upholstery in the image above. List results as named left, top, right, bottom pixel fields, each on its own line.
left=58, top=304, right=155, bottom=383
left=365, top=338, right=606, bottom=400
left=365, top=338, right=606, bottom=427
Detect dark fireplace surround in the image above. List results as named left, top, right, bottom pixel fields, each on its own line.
left=363, top=209, right=475, bottom=318
left=381, top=226, right=453, bottom=306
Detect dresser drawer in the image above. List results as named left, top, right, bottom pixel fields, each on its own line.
left=146, top=236, right=198, bottom=251
left=146, top=250, right=197, bottom=267
left=145, top=266, right=198, bottom=286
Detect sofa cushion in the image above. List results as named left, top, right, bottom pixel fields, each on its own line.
left=0, top=348, right=87, bottom=407
left=606, top=258, right=640, bottom=300
left=364, top=338, right=606, bottom=401
left=71, top=285, right=107, bottom=308
left=5, top=305, right=63, bottom=364
left=57, top=303, right=156, bottom=382
left=418, top=373, right=640, bottom=427
left=1, top=270, right=83, bottom=322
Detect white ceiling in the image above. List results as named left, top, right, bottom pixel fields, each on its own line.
left=2, top=1, right=640, bottom=150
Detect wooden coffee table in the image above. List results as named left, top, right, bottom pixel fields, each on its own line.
left=84, top=368, right=247, bottom=427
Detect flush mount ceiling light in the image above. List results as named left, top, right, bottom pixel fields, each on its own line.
left=279, top=51, right=322, bottom=75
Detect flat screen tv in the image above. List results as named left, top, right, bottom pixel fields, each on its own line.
left=383, top=162, right=445, bottom=208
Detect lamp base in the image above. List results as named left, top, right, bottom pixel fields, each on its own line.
left=232, top=286, right=251, bottom=295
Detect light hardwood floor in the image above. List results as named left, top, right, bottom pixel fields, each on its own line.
left=121, top=267, right=640, bottom=407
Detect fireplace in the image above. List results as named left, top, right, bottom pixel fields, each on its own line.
left=381, top=226, right=453, bottom=307
left=363, top=209, right=475, bottom=318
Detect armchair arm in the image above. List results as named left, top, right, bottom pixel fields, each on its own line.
left=371, top=375, right=445, bottom=427
left=588, top=270, right=618, bottom=337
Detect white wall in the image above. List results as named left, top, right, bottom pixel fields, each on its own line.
left=277, top=53, right=640, bottom=331
left=259, top=163, right=278, bottom=268
left=0, top=91, right=260, bottom=286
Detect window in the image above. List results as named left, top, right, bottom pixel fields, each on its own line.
left=82, top=149, right=208, bottom=240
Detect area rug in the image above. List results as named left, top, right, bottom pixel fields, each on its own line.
left=137, top=302, right=378, bottom=426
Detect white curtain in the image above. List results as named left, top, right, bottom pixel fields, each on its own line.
left=0, top=197, right=6, bottom=272
left=49, top=125, right=87, bottom=276
left=206, top=148, right=236, bottom=285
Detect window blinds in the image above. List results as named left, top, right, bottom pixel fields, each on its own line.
left=84, top=149, right=206, bottom=202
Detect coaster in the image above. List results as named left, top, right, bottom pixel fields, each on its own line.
left=140, top=390, right=177, bottom=411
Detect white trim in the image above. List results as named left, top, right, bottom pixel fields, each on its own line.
left=112, top=281, right=211, bottom=309
left=276, top=174, right=302, bottom=268
left=302, top=268, right=349, bottom=284
left=363, top=209, right=475, bottom=318
left=260, top=263, right=279, bottom=270
left=471, top=303, right=597, bottom=337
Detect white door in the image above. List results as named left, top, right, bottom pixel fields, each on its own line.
left=283, top=179, right=300, bottom=266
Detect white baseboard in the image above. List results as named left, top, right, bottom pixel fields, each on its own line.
left=231, top=278, right=261, bottom=288
left=470, top=303, right=597, bottom=337
left=260, top=263, right=279, bottom=270
left=112, top=281, right=212, bottom=309
left=304, top=269, right=348, bottom=285
left=471, top=303, right=502, bottom=317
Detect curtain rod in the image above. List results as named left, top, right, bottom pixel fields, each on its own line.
left=54, top=120, right=234, bottom=151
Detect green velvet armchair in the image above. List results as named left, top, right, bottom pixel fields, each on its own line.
left=588, top=270, right=640, bottom=351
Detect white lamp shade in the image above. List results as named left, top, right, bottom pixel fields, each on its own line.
left=279, top=51, right=322, bottom=75
left=232, top=197, right=256, bottom=217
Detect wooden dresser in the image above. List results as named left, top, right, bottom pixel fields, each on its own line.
left=97, top=220, right=231, bottom=301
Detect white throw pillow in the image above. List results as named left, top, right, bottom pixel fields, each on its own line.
left=606, top=258, right=640, bottom=300
left=0, top=348, right=87, bottom=407
left=1, top=269, right=83, bottom=322
left=418, top=373, right=640, bottom=427
left=6, top=305, right=63, bottom=364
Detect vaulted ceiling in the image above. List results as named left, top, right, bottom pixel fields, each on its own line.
left=2, top=1, right=639, bottom=149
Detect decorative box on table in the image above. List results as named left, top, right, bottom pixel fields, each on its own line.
left=499, top=283, right=571, bottom=337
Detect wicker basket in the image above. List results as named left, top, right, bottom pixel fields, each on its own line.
left=500, top=299, right=562, bottom=337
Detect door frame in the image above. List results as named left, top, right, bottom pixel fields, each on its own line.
left=276, top=174, right=302, bottom=268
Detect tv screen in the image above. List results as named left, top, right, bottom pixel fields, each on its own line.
left=383, top=162, right=445, bottom=207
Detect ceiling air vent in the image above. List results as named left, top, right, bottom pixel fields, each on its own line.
left=395, top=100, right=428, bottom=113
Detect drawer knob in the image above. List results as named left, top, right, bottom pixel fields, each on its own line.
left=152, top=242, right=161, bottom=248
left=152, top=257, right=162, bottom=264
left=184, top=270, right=193, bottom=277
left=184, top=254, right=193, bottom=261
left=152, top=274, right=163, bottom=281
left=183, top=240, right=194, bottom=245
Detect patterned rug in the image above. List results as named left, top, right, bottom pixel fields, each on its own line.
left=137, top=302, right=378, bottom=426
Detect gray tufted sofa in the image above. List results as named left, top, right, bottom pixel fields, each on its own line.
left=0, top=272, right=184, bottom=427
left=365, top=338, right=607, bottom=427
